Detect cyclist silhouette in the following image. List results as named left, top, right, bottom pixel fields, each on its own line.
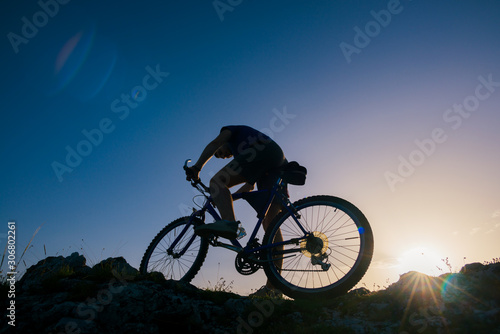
left=185, top=125, right=287, bottom=240
left=141, top=125, right=373, bottom=299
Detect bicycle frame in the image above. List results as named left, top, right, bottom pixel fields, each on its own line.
left=167, top=176, right=310, bottom=259
left=141, top=160, right=373, bottom=300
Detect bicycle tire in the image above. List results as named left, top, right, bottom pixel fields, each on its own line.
left=140, top=216, right=209, bottom=282
left=262, top=195, right=374, bottom=300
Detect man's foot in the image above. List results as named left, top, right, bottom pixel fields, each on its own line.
left=249, top=285, right=283, bottom=299
left=195, top=220, right=239, bottom=239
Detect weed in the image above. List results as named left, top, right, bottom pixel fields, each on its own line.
left=203, top=262, right=234, bottom=293
left=483, top=257, right=500, bottom=265
left=0, top=223, right=43, bottom=282
left=206, top=276, right=234, bottom=293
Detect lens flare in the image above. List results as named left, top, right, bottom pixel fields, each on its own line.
left=50, top=23, right=117, bottom=100
left=55, top=31, right=83, bottom=74
left=52, top=27, right=94, bottom=94
left=440, top=273, right=463, bottom=303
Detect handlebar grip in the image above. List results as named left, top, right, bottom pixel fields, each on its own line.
left=183, top=159, right=210, bottom=192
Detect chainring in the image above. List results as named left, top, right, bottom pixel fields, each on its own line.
left=235, top=252, right=262, bottom=275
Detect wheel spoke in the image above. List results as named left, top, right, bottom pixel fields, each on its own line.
left=140, top=217, right=209, bottom=282
left=264, top=196, right=373, bottom=299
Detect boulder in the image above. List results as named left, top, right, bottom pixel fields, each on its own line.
left=6, top=253, right=500, bottom=334
left=19, top=252, right=88, bottom=292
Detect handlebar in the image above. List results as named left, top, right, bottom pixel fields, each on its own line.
left=184, top=159, right=210, bottom=193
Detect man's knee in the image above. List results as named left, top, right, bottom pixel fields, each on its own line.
left=211, top=171, right=230, bottom=188
left=212, top=164, right=242, bottom=188
left=210, top=170, right=232, bottom=198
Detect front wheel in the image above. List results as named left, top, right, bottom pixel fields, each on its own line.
left=262, top=196, right=374, bottom=300
left=140, top=216, right=209, bottom=282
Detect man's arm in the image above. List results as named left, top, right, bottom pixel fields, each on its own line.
left=193, top=129, right=232, bottom=170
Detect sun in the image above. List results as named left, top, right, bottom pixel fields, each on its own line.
left=397, top=246, right=445, bottom=276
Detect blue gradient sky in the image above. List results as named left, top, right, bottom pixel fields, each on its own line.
left=1, top=1, right=499, bottom=294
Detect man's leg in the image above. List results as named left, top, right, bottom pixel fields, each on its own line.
left=262, top=202, right=283, bottom=290
left=262, top=202, right=282, bottom=231
left=210, top=165, right=247, bottom=221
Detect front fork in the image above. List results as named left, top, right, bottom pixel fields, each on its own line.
left=167, top=213, right=204, bottom=257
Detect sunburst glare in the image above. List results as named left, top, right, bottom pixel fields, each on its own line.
left=397, top=246, right=445, bottom=276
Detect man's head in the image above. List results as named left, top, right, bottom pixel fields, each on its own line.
left=214, top=143, right=233, bottom=159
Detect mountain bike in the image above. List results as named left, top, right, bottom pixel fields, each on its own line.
left=140, top=159, right=374, bottom=300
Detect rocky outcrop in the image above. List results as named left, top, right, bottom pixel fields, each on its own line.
left=1, top=253, right=499, bottom=333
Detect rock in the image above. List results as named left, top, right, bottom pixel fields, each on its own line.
left=6, top=253, right=500, bottom=334
left=49, top=317, right=98, bottom=334
left=287, top=311, right=303, bottom=323
left=348, top=287, right=371, bottom=296
left=460, top=262, right=485, bottom=274
left=224, top=298, right=250, bottom=316
left=18, top=252, right=88, bottom=292
left=488, top=262, right=500, bottom=274
left=90, top=256, right=139, bottom=279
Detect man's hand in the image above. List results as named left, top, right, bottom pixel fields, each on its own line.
left=185, top=166, right=200, bottom=181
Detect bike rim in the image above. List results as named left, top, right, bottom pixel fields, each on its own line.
left=270, top=202, right=366, bottom=291
left=146, top=222, right=204, bottom=280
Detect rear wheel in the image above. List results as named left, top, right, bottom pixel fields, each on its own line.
left=262, top=196, right=374, bottom=300
left=140, top=216, right=209, bottom=282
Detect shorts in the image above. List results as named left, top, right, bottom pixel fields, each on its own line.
left=225, top=140, right=286, bottom=187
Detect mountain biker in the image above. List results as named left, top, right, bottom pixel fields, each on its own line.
left=185, top=125, right=287, bottom=241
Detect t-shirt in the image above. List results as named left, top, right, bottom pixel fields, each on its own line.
left=221, top=125, right=273, bottom=157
